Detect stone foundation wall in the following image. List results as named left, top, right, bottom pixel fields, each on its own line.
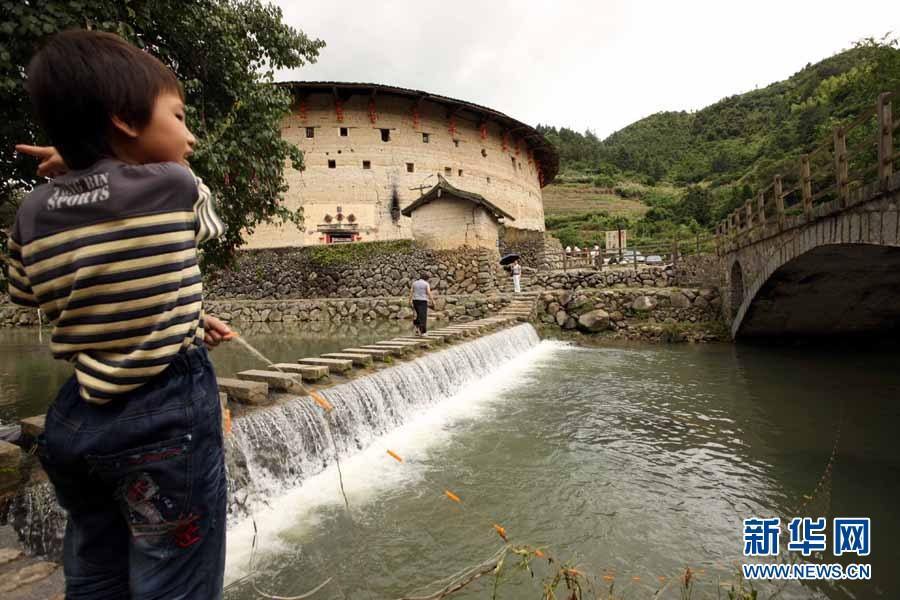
left=672, top=253, right=725, bottom=289
left=498, top=227, right=548, bottom=269
left=533, top=266, right=674, bottom=290
left=537, top=287, right=724, bottom=342
left=206, top=294, right=513, bottom=324
left=205, top=240, right=504, bottom=300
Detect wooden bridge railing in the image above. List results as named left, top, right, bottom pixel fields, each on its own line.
left=716, top=90, right=900, bottom=252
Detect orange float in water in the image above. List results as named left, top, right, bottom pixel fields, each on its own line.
left=492, top=523, right=508, bottom=542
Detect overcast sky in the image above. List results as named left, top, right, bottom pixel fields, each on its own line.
left=273, top=0, right=898, bottom=138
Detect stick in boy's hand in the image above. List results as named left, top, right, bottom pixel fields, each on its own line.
left=204, top=314, right=233, bottom=349
left=15, top=144, right=68, bottom=178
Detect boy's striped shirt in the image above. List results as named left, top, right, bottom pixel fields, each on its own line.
left=7, top=159, right=225, bottom=403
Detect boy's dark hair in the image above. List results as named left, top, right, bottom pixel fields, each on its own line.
left=26, top=29, right=183, bottom=170
left=420, top=273, right=430, bottom=281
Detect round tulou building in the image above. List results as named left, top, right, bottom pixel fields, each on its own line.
left=245, top=81, right=559, bottom=252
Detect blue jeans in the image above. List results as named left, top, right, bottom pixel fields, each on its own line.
left=38, top=346, right=227, bottom=599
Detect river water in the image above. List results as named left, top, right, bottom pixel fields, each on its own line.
left=223, top=338, right=899, bottom=600
left=2, top=326, right=897, bottom=599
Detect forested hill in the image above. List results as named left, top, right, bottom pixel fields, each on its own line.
left=538, top=38, right=900, bottom=196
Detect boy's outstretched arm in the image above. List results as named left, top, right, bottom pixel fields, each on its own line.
left=15, top=144, right=68, bottom=178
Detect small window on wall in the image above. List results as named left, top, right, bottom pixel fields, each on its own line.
left=458, top=169, right=463, bottom=177
left=328, top=160, right=336, bottom=169
left=340, top=127, right=349, bottom=137
left=453, top=139, right=460, bottom=147
left=486, top=176, right=491, bottom=183
left=511, top=156, right=516, bottom=168
left=406, top=163, right=415, bottom=173
left=306, top=127, right=315, bottom=138
left=444, top=167, right=452, bottom=176
left=422, top=132, right=430, bottom=143
left=481, top=148, right=487, bottom=157
left=362, top=160, right=371, bottom=169
left=380, top=129, right=391, bottom=142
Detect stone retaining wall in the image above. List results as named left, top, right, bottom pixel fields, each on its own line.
left=537, top=287, right=724, bottom=342
left=533, top=266, right=674, bottom=290
left=204, top=240, right=505, bottom=300
left=672, top=253, right=725, bottom=289
left=498, top=228, right=554, bottom=269
left=206, top=294, right=513, bottom=324
left=0, top=294, right=512, bottom=329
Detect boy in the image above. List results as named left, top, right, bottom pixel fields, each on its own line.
left=8, top=30, right=232, bottom=598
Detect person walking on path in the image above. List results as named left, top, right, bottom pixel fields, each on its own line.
left=511, top=260, right=522, bottom=293
left=410, top=274, right=435, bottom=335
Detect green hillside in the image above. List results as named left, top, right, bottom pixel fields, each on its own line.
left=537, top=37, right=900, bottom=248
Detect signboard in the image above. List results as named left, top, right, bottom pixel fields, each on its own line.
left=605, top=230, right=627, bottom=251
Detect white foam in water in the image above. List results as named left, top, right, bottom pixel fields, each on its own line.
left=225, top=328, right=571, bottom=582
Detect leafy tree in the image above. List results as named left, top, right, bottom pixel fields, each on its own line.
left=0, top=0, right=325, bottom=266
left=675, top=186, right=713, bottom=227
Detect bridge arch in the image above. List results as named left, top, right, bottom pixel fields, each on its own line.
left=733, top=241, right=900, bottom=338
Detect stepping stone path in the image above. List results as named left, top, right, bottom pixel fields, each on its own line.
left=212, top=302, right=539, bottom=408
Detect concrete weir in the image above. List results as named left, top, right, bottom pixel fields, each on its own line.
left=0, top=316, right=541, bottom=570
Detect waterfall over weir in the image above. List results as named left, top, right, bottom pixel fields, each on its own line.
left=4, top=323, right=541, bottom=559
left=227, top=323, right=540, bottom=511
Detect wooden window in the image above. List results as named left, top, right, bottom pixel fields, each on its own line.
left=362, top=160, right=371, bottom=169
left=406, top=162, right=414, bottom=173
left=380, top=128, right=391, bottom=142
left=328, top=159, right=336, bottom=169
left=422, top=132, right=430, bottom=143
left=340, top=127, right=349, bottom=137
left=305, top=127, right=315, bottom=138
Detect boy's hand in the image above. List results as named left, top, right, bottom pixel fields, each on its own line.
left=16, top=144, right=68, bottom=178
left=204, top=315, right=233, bottom=349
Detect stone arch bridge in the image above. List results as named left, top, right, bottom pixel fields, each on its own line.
left=718, top=91, right=900, bottom=338
left=721, top=175, right=900, bottom=338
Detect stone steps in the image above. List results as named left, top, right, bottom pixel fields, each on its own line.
left=390, top=337, right=434, bottom=348
left=268, top=363, right=329, bottom=381
left=358, top=344, right=411, bottom=357
left=236, top=370, right=305, bottom=395
left=342, top=347, right=393, bottom=361
left=372, top=340, right=422, bottom=349
left=298, top=357, right=354, bottom=373
left=320, top=352, right=374, bottom=368
left=218, top=377, right=269, bottom=405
